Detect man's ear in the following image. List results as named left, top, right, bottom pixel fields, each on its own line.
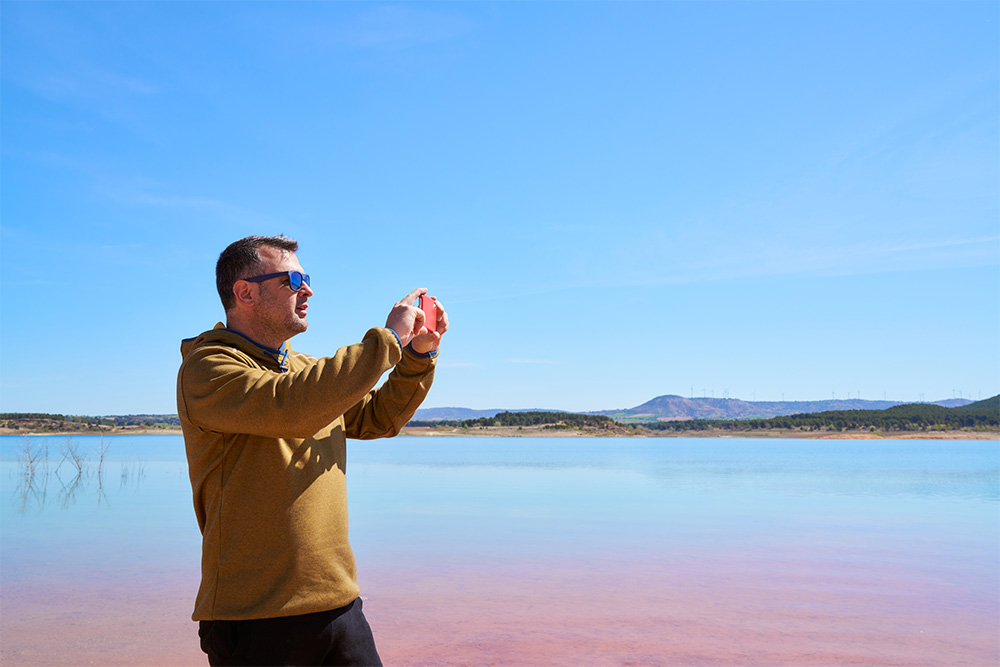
left=232, top=280, right=256, bottom=308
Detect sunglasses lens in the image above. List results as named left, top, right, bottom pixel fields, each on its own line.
left=289, top=272, right=302, bottom=291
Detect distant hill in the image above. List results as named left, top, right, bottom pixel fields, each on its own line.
left=3, top=395, right=991, bottom=434
left=930, top=398, right=980, bottom=409
left=412, top=407, right=555, bottom=421
left=414, top=396, right=979, bottom=423
left=645, top=395, right=999, bottom=434
left=885, top=395, right=998, bottom=419
left=596, top=395, right=974, bottom=422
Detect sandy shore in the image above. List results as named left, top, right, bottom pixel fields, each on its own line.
left=399, top=424, right=999, bottom=439
left=3, top=426, right=996, bottom=439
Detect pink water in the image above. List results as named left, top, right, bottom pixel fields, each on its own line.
left=3, top=549, right=996, bottom=666
left=365, top=552, right=997, bottom=667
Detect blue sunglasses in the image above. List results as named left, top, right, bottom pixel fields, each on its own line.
left=243, top=270, right=311, bottom=292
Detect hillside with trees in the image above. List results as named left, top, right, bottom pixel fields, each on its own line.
left=407, top=411, right=631, bottom=435
left=3, top=398, right=996, bottom=438
left=0, top=413, right=179, bottom=433
left=642, top=396, right=999, bottom=435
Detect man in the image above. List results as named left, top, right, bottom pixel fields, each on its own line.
left=177, top=235, right=446, bottom=666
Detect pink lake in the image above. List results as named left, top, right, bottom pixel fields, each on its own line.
left=2, top=436, right=997, bottom=666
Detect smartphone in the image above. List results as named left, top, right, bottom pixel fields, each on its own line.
left=418, top=295, right=437, bottom=333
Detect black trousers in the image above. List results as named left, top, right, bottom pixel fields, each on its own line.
left=199, top=598, right=383, bottom=667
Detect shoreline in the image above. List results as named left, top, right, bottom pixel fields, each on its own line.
left=3, top=427, right=994, bottom=440
left=400, top=425, right=999, bottom=439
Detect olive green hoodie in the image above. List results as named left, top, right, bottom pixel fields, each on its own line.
left=177, top=323, right=434, bottom=621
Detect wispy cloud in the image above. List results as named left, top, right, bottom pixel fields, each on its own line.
left=29, top=66, right=159, bottom=101
left=481, top=230, right=1000, bottom=301
left=793, top=235, right=1000, bottom=278
left=101, top=187, right=283, bottom=229
left=285, top=5, right=475, bottom=53
left=622, top=233, right=1000, bottom=287
left=438, top=361, right=482, bottom=369
left=504, top=358, right=563, bottom=365
left=8, top=60, right=164, bottom=138
left=341, top=6, right=474, bottom=50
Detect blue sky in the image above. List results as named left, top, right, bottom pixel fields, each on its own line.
left=2, top=2, right=997, bottom=415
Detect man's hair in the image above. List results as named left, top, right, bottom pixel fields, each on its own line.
left=216, top=235, right=299, bottom=311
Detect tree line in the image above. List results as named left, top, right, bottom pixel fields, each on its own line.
left=408, top=410, right=617, bottom=430
left=644, top=396, right=999, bottom=433
left=1, top=413, right=181, bottom=431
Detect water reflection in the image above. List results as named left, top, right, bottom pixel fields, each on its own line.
left=8, top=436, right=145, bottom=513
left=349, top=437, right=1000, bottom=503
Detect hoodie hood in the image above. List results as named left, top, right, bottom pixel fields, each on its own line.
left=180, top=323, right=289, bottom=372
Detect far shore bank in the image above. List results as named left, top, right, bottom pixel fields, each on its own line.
left=5, top=426, right=993, bottom=440
left=400, top=425, right=999, bottom=440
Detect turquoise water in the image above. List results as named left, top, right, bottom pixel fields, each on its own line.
left=2, top=435, right=997, bottom=568
left=2, top=435, right=998, bottom=665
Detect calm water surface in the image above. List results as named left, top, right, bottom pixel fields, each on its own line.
left=2, top=435, right=998, bottom=666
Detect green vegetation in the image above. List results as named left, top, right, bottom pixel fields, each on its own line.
left=643, top=396, right=999, bottom=434
left=407, top=398, right=998, bottom=436
left=409, top=410, right=618, bottom=430
left=5, top=398, right=998, bottom=437
left=0, top=413, right=180, bottom=432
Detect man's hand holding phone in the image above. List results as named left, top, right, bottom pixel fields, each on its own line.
left=385, top=287, right=448, bottom=354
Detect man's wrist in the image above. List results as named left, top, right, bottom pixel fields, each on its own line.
left=387, top=329, right=403, bottom=351
left=406, top=343, right=437, bottom=358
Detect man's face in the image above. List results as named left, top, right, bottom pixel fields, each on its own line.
left=252, top=246, right=313, bottom=345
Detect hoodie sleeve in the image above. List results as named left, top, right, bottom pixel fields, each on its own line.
left=178, top=328, right=403, bottom=440
left=341, top=346, right=436, bottom=440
